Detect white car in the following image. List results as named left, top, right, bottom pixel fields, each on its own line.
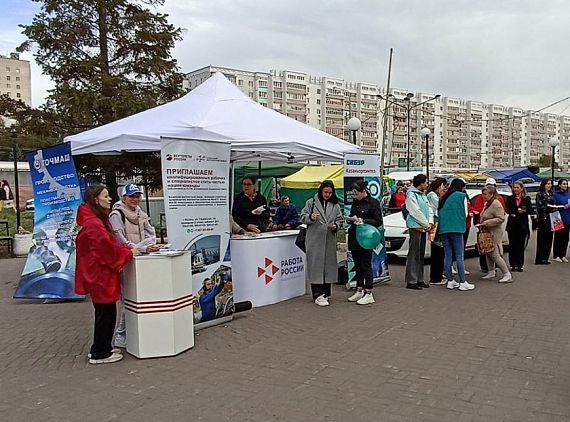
left=384, top=190, right=511, bottom=258
left=25, top=198, right=35, bottom=211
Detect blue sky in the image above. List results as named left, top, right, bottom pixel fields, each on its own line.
left=2, top=0, right=570, bottom=115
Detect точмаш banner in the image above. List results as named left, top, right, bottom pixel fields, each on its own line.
left=160, top=138, right=233, bottom=327
left=13, top=143, right=83, bottom=300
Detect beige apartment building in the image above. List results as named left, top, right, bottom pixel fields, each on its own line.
left=186, top=65, right=570, bottom=171
left=0, top=53, right=32, bottom=107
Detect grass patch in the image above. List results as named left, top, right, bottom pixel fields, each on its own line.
left=0, top=208, right=34, bottom=236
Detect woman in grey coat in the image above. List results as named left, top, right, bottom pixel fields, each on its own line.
left=300, top=180, right=344, bottom=307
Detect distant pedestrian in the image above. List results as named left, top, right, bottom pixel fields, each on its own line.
left=346, top=180, right=383, bottom=305
left=300, top=180, right=343, bottom=307
left=427, top=178, right=448, bottom=285
left=553, top=179, right=570, bottom=262
left=0, top=179, right=14, bottom=211
left=506, top=181, right=533, bottom=271
left=75, top=185, right=138, bottom=365
left=438, top=178, right=474, bottom=291
left=535, top=178, right=556, bottom=265
left=404, top=174, right=433, bottom=290
left=479, top=186, right=512, bottom=283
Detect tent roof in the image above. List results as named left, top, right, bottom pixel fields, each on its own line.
left=64, top=72, right=359, bottom=162
left=537, top=169, right=570, bottom=179
left=482, top=168, right=540, bottom=183
left=280, top=164, right=344, bottom=189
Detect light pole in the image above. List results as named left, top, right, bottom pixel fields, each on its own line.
left=420, top=127, right=431, bottom=181
left=404, top=93, right=413, bottom=171
left=347, top=117, right=361, bottom=145
left=11, top=127, right=21, bottom=229
left=549, top=138, right=560, bottom=183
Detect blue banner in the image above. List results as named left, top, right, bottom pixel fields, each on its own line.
left=13, top=143, right=83, bottom=300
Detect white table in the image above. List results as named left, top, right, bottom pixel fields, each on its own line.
left=231, top=230, right=306, bottom=307
left=123, top=252, right=194, bottom=358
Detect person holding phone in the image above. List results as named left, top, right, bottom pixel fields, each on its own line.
left=505, top=181, right=533, bottom=272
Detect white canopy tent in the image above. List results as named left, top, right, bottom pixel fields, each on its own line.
left=64, top=72, right=360, bottom=162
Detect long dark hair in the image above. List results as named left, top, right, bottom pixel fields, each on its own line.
left=557, top=178, right=568, bottom=191
left=317, top=179, right=339, bottom=204
left=84, top=185, right=112, bottom=232
left=539, top=178, right=552, bottom=193
left=428, top=177, right=447, bottom=194
left=438, top=178, right=466, bottom=210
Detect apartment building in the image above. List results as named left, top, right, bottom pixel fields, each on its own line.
left=186, top=65, right=570, bottom=170
left=0, top=53, right=32, bottom=106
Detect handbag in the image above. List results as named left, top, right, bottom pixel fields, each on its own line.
left=550, top=210, right=565, bottom=232
left=477, top=226, right=495, bottom=255
left=295, top=200, right=315, bottom=252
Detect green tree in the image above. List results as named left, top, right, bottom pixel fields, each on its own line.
left=18, top=0, right=185, bottom=198
left=535, top=154, right=558, bottom=169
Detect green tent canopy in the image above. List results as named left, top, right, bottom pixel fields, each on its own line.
left=233, top=161, right=304, bottom=200
left=537, top=169, right=570, bottom=180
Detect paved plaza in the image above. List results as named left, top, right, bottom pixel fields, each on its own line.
left=1, top=243, right=570, bottom=422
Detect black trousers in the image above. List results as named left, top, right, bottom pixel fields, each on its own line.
left=429, top=242, right=444, bottom=283
left=310, top=283, right=332, bottom=299
left=90, top=302, right=117, bottom=359
left=535, top=227, right=554, bottom=264
left=508, top=229, right=528, bottom=269
left=553, top=223, right=570, bottom=259
left=351, top=249, right=373, bottom=290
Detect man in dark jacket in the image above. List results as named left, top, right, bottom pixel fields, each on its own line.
left=232, top=176, right=270, bottom=233
left=270, top=196, right=300, bottom=230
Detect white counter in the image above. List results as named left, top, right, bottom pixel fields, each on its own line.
left=231, top=230, right=306, bottom=307
left=123, top=253, right=194, bottom=358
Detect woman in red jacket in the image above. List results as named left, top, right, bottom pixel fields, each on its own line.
left=75, top=185, right=138, bottom=364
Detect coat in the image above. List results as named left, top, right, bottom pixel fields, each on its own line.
left=535, top=191, right=555, bottom=230
left=505, top=195, right=533, bottom=235
left=75, top=204, right=133, bottom=304
left=480, top=198, right=506, bottom=255
left=347, top=195, right=383, bottom=251
left=300, top=195, right=343, bottom=285
left=553, top=188, right=570, bottom=224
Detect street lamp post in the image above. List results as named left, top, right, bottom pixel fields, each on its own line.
left=549, top=138, right=560, bottom=183
left=404, top=93, right=413, bottom=171
left=11, top=128, right=21, bottom=229
left=420, top=127, right=431, bottom=181
left=347, top=117, right=361, bottom=145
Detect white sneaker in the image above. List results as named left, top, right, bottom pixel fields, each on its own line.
left=553, top=257, right=563, bottom=263
left=88, top=348, right=121, bottom=359
left=459, top=281, right=475, bottom=291
left=89, top=352, right=123, bottom=365
left=446, top=280, right=460, bottom=289
left=113, top=333, right=127, bottom=349
left=562, top=257, right=569, bottom=263
left=464, top=269, right=470, bottom=275
left=315, top=295, right=329, bottom=307
left=347, top=290, right=364, bottom=302
left=481, top=271, right=496, bottom=280
left=498, top=273, right=513, bottom=283
left=357, top=292, right=375, bottom=305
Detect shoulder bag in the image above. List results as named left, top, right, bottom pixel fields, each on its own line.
left=295, top=200, right=314, bottom=252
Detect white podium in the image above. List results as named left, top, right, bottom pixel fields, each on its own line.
left=123, top=253, right=194, bottom=358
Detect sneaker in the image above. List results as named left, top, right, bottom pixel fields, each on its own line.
left=459, top=281, right=475, bottom=291
left=315, top=295, right=329, bottom=307
left=464, top=269, right=470, bottom=275
left=113, top=333, right=127, bottom=349
left=563, top=257, right=569, bottom=263
left=553, top=257, right=563, bottom=263
left=88, top=348, right=121, bottom=359
left=417, top=281, right=430, bottom=288
left=406, top=283, right=423, bottom=290
left=89, top=352, right=123, bottom=365
left=498, top=273, right=513, bottom=283
left=347, top=290, right=364, bottom=302
left=446, top=280, right=460, bottom=290
left=430, top=280, right=447, bottom=285
left=481, top=271, right=496, bottom=280
left=357, top=292, right=375, bottom=305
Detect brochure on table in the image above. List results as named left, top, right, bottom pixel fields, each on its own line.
left=161, top=137, right=233, bottom=327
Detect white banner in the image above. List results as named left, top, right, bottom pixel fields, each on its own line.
left=161, top=138, right=233, bottom=325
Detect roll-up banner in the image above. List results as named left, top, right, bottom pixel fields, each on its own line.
left=13, top=143, right=83, bottom=300
left=160, top=138, right=233, bottom=327
left=343, top=153, right=390, bottom=287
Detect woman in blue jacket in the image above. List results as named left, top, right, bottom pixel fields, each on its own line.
left=553, top=178, right=570, bottom=262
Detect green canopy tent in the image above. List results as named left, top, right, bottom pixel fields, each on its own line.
left=537, top=169, right=570, bottom=180
left=233, top=161, right=304, bottom=200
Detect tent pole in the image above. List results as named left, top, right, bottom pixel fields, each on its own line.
left=258, top=161, right=262, bottom=192
left=230, top=161, right=235, bottom=211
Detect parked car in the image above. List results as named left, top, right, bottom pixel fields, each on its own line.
left=25, top=198, right=34, bottom=211
left=384, top=189, right=513, bottom=258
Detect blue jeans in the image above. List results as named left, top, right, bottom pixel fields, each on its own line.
left=441, top=233, right=465, bottom=282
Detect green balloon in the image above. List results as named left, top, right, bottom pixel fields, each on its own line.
left=356, top=224, right=381, bottom=249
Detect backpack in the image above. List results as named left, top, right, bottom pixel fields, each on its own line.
left=401, top=202, right=409, bottom=219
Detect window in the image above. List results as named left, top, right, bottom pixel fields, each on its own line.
left=6, top=83, right=10, bottom=88
left=16, top=93, right=21, bottom=98
left=248, top=81, right=253, bottom=87
left=317, top=99, right=321, bottom=105
left=16, top=77, right=20, bottom=81
left=6, top=76, right=10, bottom=81
left=238, top=80, right=243, bottom=86
left=15, top=68, right=20, bottom=74
left=16, top=85, right=20, bottom=90
left=5, top=67, right=10, bottom=72
left=317, top=89, right=321, bottom=94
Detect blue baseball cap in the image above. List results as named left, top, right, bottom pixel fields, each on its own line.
left=122, top=184, right=143, bottom=197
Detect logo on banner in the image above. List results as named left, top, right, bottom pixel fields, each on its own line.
left=166, top=154, right=173, bottom=161
left=166, top=153, right=193, bottom=162
left=258, top=257, right=279, bottom=285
